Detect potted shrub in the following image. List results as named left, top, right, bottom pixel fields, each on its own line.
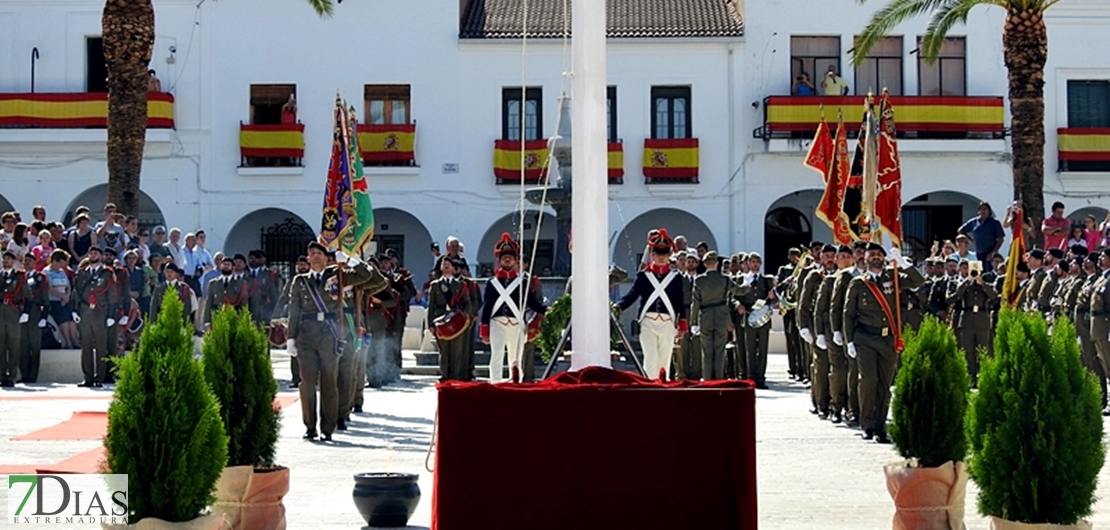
left=968, top=311, right=1104, bottom=530
left=885, top=316, right=970, bottom=530
left=202, top=306, right=287, bottom=530
left=104, top=289, right=228, bottom=529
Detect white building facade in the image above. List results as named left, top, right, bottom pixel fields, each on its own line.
left=1, top=0, right=1108, bottom=277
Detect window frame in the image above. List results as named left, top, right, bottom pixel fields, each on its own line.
left=363, top=84, right=411, bottom=126
left=789, top=36, right=842, bottom=94
left=249, top=84, right=297, bottom=125
left=650, top=85, right=692, bottom=140
left=502, top=87, right=543, bottom=141
left=1066, top=80, right=1110, bottom=128
left=916, top=36, right=967, bottom=96
left=86, top=37, right=108, bottom=93
left=607, top=85, right=618, bottom=143
left=853, top=36, right=904, bottom=96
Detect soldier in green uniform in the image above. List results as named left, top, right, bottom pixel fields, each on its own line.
left=19, top=254, right=49, bottom=383
left=776, top=248, right=804, bottom=380
left=274, top=256, right=309, bottom=388
left=691, top=251, right=744, bottom=380
left=150, top=263, right=194, bottom=326
left=811, top=247, right=842, bottom=417
left=0, top=250, right=29, bottom=387
left=1088, top=249, right=1110, bottom=416
left=428, top=257, right=478, bottom=381
left=799, top=244, right=836, bottom=410
left=823, top=245, right=855, bottom=423
left=1023, top=249, right=1048, bottom=313
left=286, top=242, right=387, bottom=441
left=102, top=247, right=129, bottom=383
left=673, top=252, right=699, bottom=380
left=738, top=253, right=775, bottom=388
left=74, top=247, right=116, bottom=387
left=726, top=252, right=748, bottom=379
left=204, top=256, right=249, bottom=327
left=1036, top=248, right=1065, bottom=318
left=844, top=243, right=925, bottom=443
left=1074, top=253, right=1107, bottom=408
left=947, top=260, right=998, bottom=387
left=247, top=250, right=282, bottom=327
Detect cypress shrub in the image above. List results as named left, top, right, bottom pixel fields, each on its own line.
left=967, top=310, right=1104, bottom=524
left=104, top=288, right=228, bottom=522
left=202, top=306, right=280, bottom=467
left=890, top=315, right=969, bottom=468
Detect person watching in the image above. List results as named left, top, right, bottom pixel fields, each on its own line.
left=820, top=65, right=849, bottom=96
left=792, top=72, right=816, bottom=96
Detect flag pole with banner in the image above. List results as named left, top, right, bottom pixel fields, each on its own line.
left=814, top=109, right=854, bottom=246
left=1001, top=205, right=1026, bottom=308
left=875, top=89, right=903, bottom=248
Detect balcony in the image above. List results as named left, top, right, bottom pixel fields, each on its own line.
left=493, top=140, right=625, bottom=185
left=357, top=123, right=416, bottom=168
left=643, top=138, right=698, bottom=185
left=754, top=95, right=1005, bottom=140
left=1058, top=128, right=1110, bottom=173
left=0, top=92, right=174, bottom=128
left=239, top=122, right=305, bottom=174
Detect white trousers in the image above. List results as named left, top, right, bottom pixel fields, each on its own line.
left=640, top=312, right=677, bottom=380
left=489, top=316, right=524, bottom=383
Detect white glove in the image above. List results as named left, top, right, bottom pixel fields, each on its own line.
left=847, top=342, right=858, bottom=359
left=18, top=313, right=28, bottom=324
left=816, top=334, right=827, bottom=350
left=799, top=328, right=814, bottom=344
left=38, top=318, right=46, bottom=328
left=72, top=312, right=81, bottom=324
left=286, top=339, right=298, bottom=357
left=106, top=318, right=116, bottom=327
left=833, top=331, right=844, bottom=346
left=336, top=251, right=360, bottom=267
left=888, top=247, right=912, bottom=269
left=691, top=325, right=701, bottom=336
left=119, top=316, right=129, bottom=326
left=335, top=250, right=348, bottom=263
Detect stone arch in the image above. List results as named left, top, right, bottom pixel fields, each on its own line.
left=64, top=184, right=165, bottom=230
left=0, top=192, right=13, bottom=215
left=224, top=209, right=314, bottom=280
left=478, top=209, right=558, bottom=277
left=902, top=190, right=985, bottom=261
left=612, top=208, right=716, bottom=275
left=1068, top=206, right=1108, bottom=227
left=371, top=207, right=435, bottom=280
left=764, top=190, right=823, bottom=272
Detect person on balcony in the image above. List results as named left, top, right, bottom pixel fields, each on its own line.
left=820, top=65, right=849, bottom=96
left=281, top=94, right=298, bottom=125
left=792, top=72, right=816, bottom=96
left=147, top=69, right=161, bottom=93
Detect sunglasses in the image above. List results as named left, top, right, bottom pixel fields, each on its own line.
left=140, top=232, right=150, bottom=237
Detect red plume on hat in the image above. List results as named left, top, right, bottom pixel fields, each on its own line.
left=494, top=232, right=520, bottom=258
left=648, top=228, right=674, bottom=253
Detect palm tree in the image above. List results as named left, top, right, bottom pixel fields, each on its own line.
left=101, top=0, right=335, bottom=216
left=853, top=0, right=1057, bottom=245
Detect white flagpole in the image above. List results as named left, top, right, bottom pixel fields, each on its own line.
left=570, top=0, right=611, bottom=369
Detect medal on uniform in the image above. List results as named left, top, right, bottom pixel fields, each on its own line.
left=973, top=305, right=979, bottom=313
left=882, top=328, right=889, bottom=337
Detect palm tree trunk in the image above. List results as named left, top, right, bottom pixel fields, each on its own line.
left=1003, top=8, right=1048, bottom=247
left=102, top=0, right=155, bottom=217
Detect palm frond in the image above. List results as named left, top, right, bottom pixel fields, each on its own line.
left=852, top=0, right=950, bottom=68
left=303, top=0, right=334, bottom=18
left=921, top=0, right=995, bottom=62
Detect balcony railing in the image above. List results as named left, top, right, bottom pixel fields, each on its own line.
left=643, top=138, right=698, bottom=183
left=493, top=139, right=625, bottom=184
left=752, top=96, right=1006, bottom=140
left=1058, top=128, right=1110, bottom=172
left=0, top=92, right=174, bottom=128
left=357, top=123, right=416, bottom=166
left=239, top=122, right=304, bottom=167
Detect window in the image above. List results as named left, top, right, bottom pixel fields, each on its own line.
left=502, top=87, right=542, bottom=141
left=1068, top=80, right=1110, bottom=128
left=790, top=36, right=841, bottom=92
left=918, top=37, right=966, bottom=96
left=651, top=86, right=692, bottom=139
left=364, top=85, right=410, bottom=125
left=607, top=86, right=618, bottom=142
left=250, top=84, right=296, bottom=125
left=86, top=37, right=107, bottom=92
left=854, top=36, right=903, bottom=96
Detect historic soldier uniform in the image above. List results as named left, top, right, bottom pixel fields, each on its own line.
left=74, top=247, right=117, bottom=387
left=0, top=251, right=29, bottom=386
left=691, top=251, right=744, bottom=380
left=286, top=242, right=387, bottom=441
left=947, top=273, right=998, bottom=386
left=619, top=229, right=688, bottom=380
left=843, top=244, right=925, bottom=443
left=737, top=253, right=776, bottom=389
left=150, top=263, right=195, bottom=326
left=480, top=234, right=548, bottom=383
left=428, top=257, right=478, bottom=381
left=19, top=258, right=49, bottom=383
left=384, top=250, right=417, bottom=370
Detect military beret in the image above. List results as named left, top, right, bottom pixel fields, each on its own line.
left=1028, top=249, right=1046, bottom=260
left=378, top=253, right=392, bottom=262
left=685, top=252, right=702, bottom=262
left=1016, top=262, right=1030, bottom=273
left=307, top=241, right=328, bottom=254
left=747, top=252, right=763, bottom=261
left=837, top=245, right=852, bottom=254
left=221, top=255, right=233, bottom=264
left=866, top=242, right=886, bottom=255
left=449, top=257, right=468, bottom=270
left=2, top=249, right=15, bottom=260
left=87, top=246, right=102, bottom=254
left=944, top=254, right=958, bottom=263
left=296, top=255, right=308, bottom=263
left=385, top=248, right=399, bottom=258
left=852, top=240, right=869, bottom=251
left=1088, top=252, right=1101, bottom=264
left=102, top=247, right=117, bottom=256
left=787, top=248, right=802, bottom=256
left=1070, top=257, right=1083, bottom=268
left=821, top=244, right=837, bottom=254
left=733, top=252, right=747, bottom=262
left=1102, top=248, right=1110, bottom=258
left=1048, top=248, right=1065, bottom=260
left=233, top=254, right=247, bottom=262
left=1071, top=244, right=1089, bottom=256
left=248, top=250, right=266, bottom=259
left=702, top=251, right=719, bottom=263
left=165, top=262, right=183, bottom=274
left=809, top=241, right=825, bottom=250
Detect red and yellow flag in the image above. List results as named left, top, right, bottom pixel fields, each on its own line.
left=358, top=124, right=415, bottom=163
left=815, top=115, right=854, bottom=245
left=608, top=142, right=624, bottom=179
left=493, top=140, right=548, bottom=181
left=0, top=92, right=174, bottom=128
left=875, top=92, right=903, bottom=247
left=642, top=138, right=699, bottom=179
left=1002, top=207, right=1026, bottom=308
left=804, top=115, right=833, bottom=182
left=1058, top=128, right=1110, bottom=163
left=239, top=123, right=305, bottom=158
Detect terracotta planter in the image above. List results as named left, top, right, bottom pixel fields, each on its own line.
left=352, top=472, right=420, bottom=528
left=989, top=517, right=1092, bottom=530
left=884, top=459, right=968, bottom=530
left=211, top=465, right=289, bottom=530
left=101, top=513, right=227, bottom=530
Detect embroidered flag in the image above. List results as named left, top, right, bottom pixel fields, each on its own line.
left=875, top=91, right=903, bottom=247
left=815, top=114, right=854, bottom=245
left=1002, top=207, right=1026, bottom=308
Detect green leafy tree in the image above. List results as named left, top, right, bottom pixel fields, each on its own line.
left=853, top=0, right=1057, bottom=244
left=967, top=310, right=1104, bottom=524
left=890, top=315, right=969, bottom=468
left=104, top=289, right=228, bottom=522
left=203, top=306, right=280, bottom=467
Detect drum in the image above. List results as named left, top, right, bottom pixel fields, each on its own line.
left=269, top=321, right=288, bottom=347
left=525, top=311, right=544, bottom=342
left=747, top=299, right=773, bottom=327
left=433, top=310, right=471, bottom=341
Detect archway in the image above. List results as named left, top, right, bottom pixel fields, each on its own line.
left=478, top=210, right=558, bottom=277
left=764, top=190, right=823, bottom=272
left=225, top=209, right=314, bottom=281
left=612, top=208, right=716, bottom=275
left=0, top=193, right=13, bottom=215
left=371, top=207, right=435, bottom=281
left=64, top=184, right=165, bottom=230
left=1068, top=206, right=1108, bottom=227
left=903, top=190, right=984, bottom=262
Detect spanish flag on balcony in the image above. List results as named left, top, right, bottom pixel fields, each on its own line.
left=493, top=140, right=549, bottom=181
left=1058, top=128, right=1110, bottom=162
left=764, top=96, right=1003, bottom=135
left=0, top=92, right=174, bottom=128
left=642, top=138, right=699, bottom=179
left=239, top=123, right=305, bottom=158
left=358, top=124, right=416, bottom=163
left=608, top=142, right=624, bottom=179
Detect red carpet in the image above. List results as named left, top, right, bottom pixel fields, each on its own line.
left=35, top=446, right=106, bottom=475
left=13, top=411, right=107, bottom=441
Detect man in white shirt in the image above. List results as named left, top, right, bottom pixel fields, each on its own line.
left=166, top=227, right=186, bottom=269
left=181, top=233, right=214, bottom=294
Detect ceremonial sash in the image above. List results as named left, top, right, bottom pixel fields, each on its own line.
left=86, top=268, right=114, bottom=310
left=640, top=270, right=678, bottom=322
left=490, top=275, right=525, bottom=321
left=222, top=278, right=248, bottom=307
left=863, top=277, right=904, bottom=353
left=2, top=271, right=24, bottom=310
left=305, top=278, right=343, bottom=355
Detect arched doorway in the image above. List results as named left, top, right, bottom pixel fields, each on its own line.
left=902, top=190, right=984, bottom=262
left=225, top=209, right=314, bottom=281
left=371, top=208, right=435, bottom=280
left=0, top=193, right=13, bottom=215
left=64, top=184, right=165, bottom=230
left=612, top=208, right=716, bottom=275
left=478, top=210, right=558, bottom=277
left=764, top=190, right=823, bottom=272
left=1069, top=206, right=1108, bottom=228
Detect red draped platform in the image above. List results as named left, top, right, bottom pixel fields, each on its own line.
left=432, top=367, right=758, bottom=529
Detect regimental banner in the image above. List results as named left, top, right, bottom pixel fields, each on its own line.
left=0, top=92, right=175, bottom=128
left=357, top=124, right=416, bottom=163
left=608, top=142, right=624, bottom=180
left=1002, top=207, right=1026, bottom=308
left=764, top=96, right=1004, bottom=135
left=239, top=123, right=306, bottom=158
left=642, top=138, right=699, bottom=179
left=814, top=116, right=854, bottom=245
left=875, top=92, right=903, bottom=247
left=493, top=139, right=549, bottom=181
left=1058, top=128, right=1110, bottom=162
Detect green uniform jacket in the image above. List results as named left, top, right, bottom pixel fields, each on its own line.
left=426, top=276, right=479, bottom=332
left=287, top=263, right=388, bottom=343
left=797, top=266, right=824, bottom=332
left=829, top=267, right=860, bottom=335
left=843, top=266, right=926, bottom=344
left=205, top=275, right=249, bottom=324
left=813, top=272, right=837, bottom=337
left=74, top=265, right=118, bottom=313
left=1037, top=272, right=1061, bottom=316
left=150, top=280, right=194, bottom=323
left=691, top=269, right=745, bottom=328
left=0, top=269, right=30, bottom=320
left=248, top=267, right=282, bottom=323
left=23, top=270, right=50, bottom=320
left=947, top=278, right=999, bottom=328
left=1024, top=268, right=1048, bottom=312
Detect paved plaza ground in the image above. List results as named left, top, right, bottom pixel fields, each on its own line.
left=3, top=350, right=1110, bottom=529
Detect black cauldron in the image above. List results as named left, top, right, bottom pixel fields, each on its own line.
left=352, top=472, right=421, bottom=527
